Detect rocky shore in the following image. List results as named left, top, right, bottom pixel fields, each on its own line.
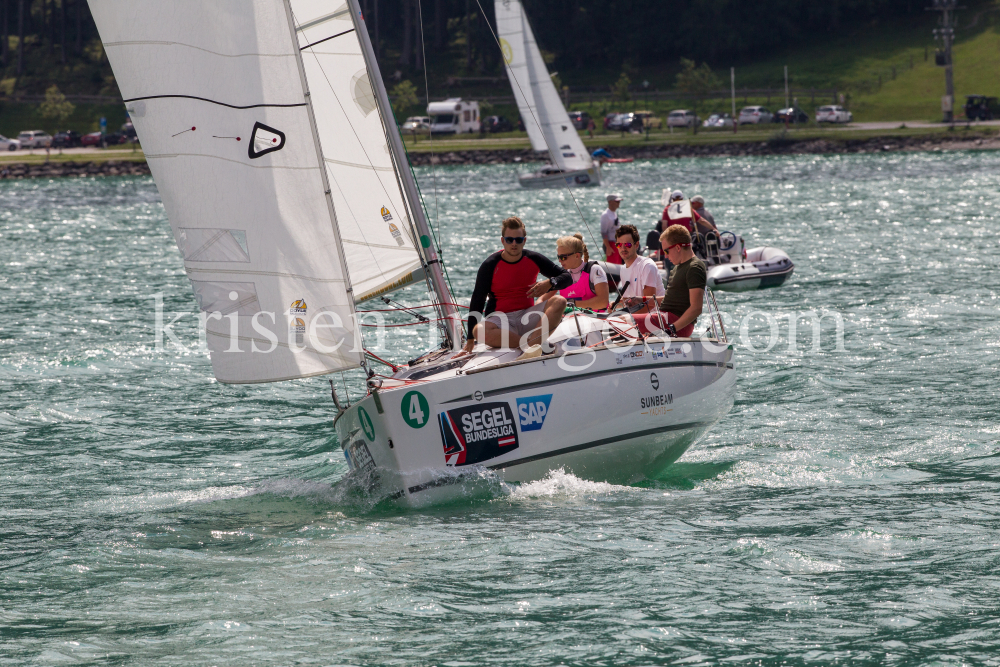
left=0, top=160, right=151, bottom=179
left=408, top=132, right=1000, bottom=166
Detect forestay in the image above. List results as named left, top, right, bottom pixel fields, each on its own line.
left=89, top=0, right=366, bottom=383
left=290, top=0, right=425, bottom=303
left=495, top=0, right=590, bottom=172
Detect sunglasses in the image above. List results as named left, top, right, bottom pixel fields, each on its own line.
left=664, top=242, right=692, bottom=252
left=557, top=252, right=580, bottom=261
left=503, top=236, right=526, bottom=244
left=615, top=241, right=635, bottom=249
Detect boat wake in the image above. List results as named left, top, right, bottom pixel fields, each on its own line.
left=507, top=468, right=629, bottom=499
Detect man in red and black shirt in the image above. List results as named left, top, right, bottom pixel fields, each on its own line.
left=461, top=216, right=572, bottom=353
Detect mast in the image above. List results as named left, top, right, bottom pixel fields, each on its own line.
left=346, top=0, right=464, bottom=350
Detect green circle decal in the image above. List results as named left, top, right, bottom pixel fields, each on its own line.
left=358, top=406, right=375, bottom=441
left=420, top=234, right=431, bottom=249
left=401, top=391, right=430, bottom=429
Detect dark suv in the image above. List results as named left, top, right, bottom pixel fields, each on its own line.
left=52, top=130, right=82, bottom=148
left=484, top=115, right=512, bottom=133
left=568, top=111, right=591, bottom=131
left=964, top=95, right=999, bottom=121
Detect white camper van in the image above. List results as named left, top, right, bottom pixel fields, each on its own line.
left=427, top=98, right=481, bottom=134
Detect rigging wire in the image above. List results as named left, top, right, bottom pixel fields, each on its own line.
left=472, top=0, right=603, bottom=255
left=415, top=0, right=442, bottom=250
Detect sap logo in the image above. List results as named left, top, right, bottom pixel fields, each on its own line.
left=516, top=394, right=552, bottom=432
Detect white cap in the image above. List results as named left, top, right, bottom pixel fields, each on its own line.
left=606, top=194, right=623, bottom=202
left=691, top=195, right=705, bottom=205
left=670, top=190, right=684, bottom=201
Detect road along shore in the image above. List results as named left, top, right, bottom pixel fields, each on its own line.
left=0, top=132, right=995, bottom=179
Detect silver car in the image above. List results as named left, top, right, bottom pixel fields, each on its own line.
left=702, top=113, right=734, bottom=128
left=0, top=134, right=20, bottom=151
left=815, top=105, right=853, bottom=123
left=666, top=110, right=698, bottom=128
left=17, top=130, right=53, bottom=148
left=738, top=106, right=773, bottom=124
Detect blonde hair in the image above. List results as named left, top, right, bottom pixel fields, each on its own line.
left=501, top=216, right=525, bottom=233
left=557, top=233, right=589, bottom=262
left=661, top=224, right=692, bottom=247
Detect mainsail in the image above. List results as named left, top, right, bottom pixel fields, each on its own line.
left=89, top=0, right=428, bottom=382
left=495, top=0, right=590, bottom=171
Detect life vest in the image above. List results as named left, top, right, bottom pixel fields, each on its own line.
left=662, top=198, right=693, bottom=232
left=559, top=261, right=599, bottom=302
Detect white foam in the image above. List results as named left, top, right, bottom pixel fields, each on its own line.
left=507, top=468, right=629, bottom=499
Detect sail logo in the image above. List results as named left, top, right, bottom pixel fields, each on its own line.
left=388, top=222, right=404, bottom=246
left=516, top=394, right=552, bottom=432
left=499, top=38, right=513, bottom=65
left=289, top=299, right=307, bottom=314
left=248, top=122, right=286, bottom=159
left=438, top=402, right=519, bottom=466
left=381, top=206, right=393, bottom=222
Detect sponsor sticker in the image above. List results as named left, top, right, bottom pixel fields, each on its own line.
left=347, top=438, right=376, bottom=472
left=438, top=402, right=519, bottom=467
left=381, top=206, right=393, bottom=222
left=401, top=390, right=430, bottom=429
left=289, top=299, right=307, bottom=345
left=615, top=349, right=645, bottom=365
left=388, top=222, right=405, bottom=246
left=358, top=406, right=375, bottom=441
left=640, top=393, right=674, bottom=417
left=516, top=394, right=552, bottom=432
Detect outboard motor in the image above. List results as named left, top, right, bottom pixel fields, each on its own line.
left=704, top=231, right=721, bottom=265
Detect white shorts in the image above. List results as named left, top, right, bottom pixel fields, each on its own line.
left=484, top=302, right=548, bottom=341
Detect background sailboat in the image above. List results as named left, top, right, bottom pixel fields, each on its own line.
left=494, top=0, right=601, bottom=189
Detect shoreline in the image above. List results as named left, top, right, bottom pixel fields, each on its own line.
left=0, top=133, right=995, bottom=179
left=408, top=132, right=1000, bottom=165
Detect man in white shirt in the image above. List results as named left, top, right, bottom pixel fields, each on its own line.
left=614, top=223, right=664, bottom=313
left=600, top=194, right=623, bottom=265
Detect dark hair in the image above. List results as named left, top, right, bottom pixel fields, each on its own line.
left=501, top=216, right=525, bottom=233
left=615, top=224, right=639, bottom=244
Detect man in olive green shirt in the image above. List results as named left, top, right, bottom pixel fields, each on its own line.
left=659, top=224, right=706, bottom=337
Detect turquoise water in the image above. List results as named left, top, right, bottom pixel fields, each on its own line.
left=2, top=152, right=998, bottom=665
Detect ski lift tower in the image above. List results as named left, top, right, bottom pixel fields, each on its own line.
left=928, top=0, right=962, bottom=122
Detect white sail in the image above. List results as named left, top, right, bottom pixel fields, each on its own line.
left=290, top=0, right=425, bottom=303
left=495, top=0, right=590, bottom=171
left=89, top=0, right=365, bottom=383
left=494, top=0, right=546, bottom=152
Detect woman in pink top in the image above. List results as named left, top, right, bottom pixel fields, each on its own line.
left=541, top=233, right=610, bottom=312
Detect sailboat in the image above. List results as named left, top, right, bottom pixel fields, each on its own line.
left=494, top=0, right=601, bottom=189
left=89, top=0, right=736, bottom=507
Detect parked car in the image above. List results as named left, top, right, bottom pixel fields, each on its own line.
left=484, top=115, right=513, bottom=133
left=52, top=130, right=83, bottom=148
left=964, top=95, right=999, bottom=121
left=632, top=110, right=661, bottom=129
left=81, top=131, right=104, bottom=147
left=702, top=113, right=734, bottom=128
left=604, top=112, right=624, bottom=130
left=568, top=111, right=592, bottom=131
left=17, top=130, right=53, bottom=148
left=401, top=116, right=430, bottom=134
left=0, top=134, right=20, bottom=151
left=774, top=107, right=809, bottom=124
left=666, top=110, right=698, bottom=128
left=815, top=105, right=852, bottom=123
left=738, top=106, right=773, bottom=124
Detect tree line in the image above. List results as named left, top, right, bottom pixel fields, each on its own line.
left=0, top=0, right=941, bottom=95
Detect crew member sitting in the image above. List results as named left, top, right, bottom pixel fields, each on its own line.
left=615, top=224, right=664, bottom=318
left=656, top=224, right=706, bottom=338
left=541, top=233, right=610, bottom=312
left=462, top=216, right=572, bottom=354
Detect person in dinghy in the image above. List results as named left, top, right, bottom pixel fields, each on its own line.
left=460, top=217, right=573, bottom=355
left=539, top=233, right=610, bottom=312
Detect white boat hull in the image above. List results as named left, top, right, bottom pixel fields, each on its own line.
left=518, top=162, right=602, bottom=189
left=706, top=246, right=794, bottom=291
left=336, top=324, right=735, bottom=507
